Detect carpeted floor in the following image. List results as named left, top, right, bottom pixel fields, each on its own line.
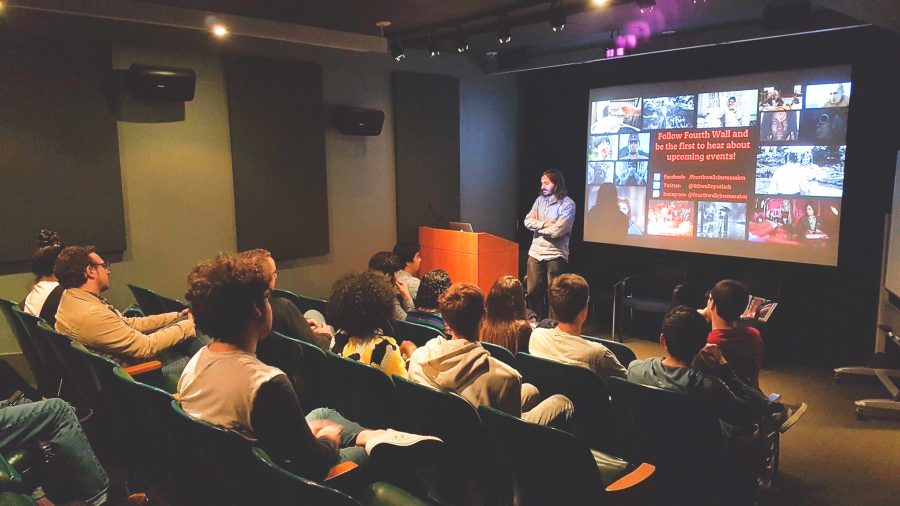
left=604, top=332, right=900, bottom=505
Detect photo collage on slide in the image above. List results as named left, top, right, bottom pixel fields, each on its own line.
left=585, top=79, right=848, bottom=247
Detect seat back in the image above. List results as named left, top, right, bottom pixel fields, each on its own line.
left=127, top=284, right=186, bottom=315
left=34, top=323, right=101, bottom=406
left=479, top=341, right=518, bottom=370
left=515, top=352, right=616, bottom=452
left=394, top=376, right=498, bottom=505
left=607, top=377, right=743, bottom=503
left=581, top=335, right=637, bottom=367
left=250, top=447, right=360, bottom=506
left=169, top=399, right=261, bottom=504
left=259, top=332, right=332, bottom=411
left=2, top=302, right=56, bottom=396
left=389, top=319, right=442, bottom=347
left=127, top=284, right=165, bottom=315
left=478, top=405, right=603, bottom=506
left=274, top=289, right=329, bottom=320
left=111, top=367, right=175, bottom=485
left=326, top=353, right=402, bottom=429
left=633, top=259, right=687, bottom=300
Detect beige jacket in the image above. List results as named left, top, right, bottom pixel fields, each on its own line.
left=56, top=287, right=195, bottom=361
left=408, top=337, right=522, bottom=417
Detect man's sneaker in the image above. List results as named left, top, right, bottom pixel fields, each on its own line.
left=779, top=401, right=808, bottom=433
left=364, top=429, right=442, bottom=465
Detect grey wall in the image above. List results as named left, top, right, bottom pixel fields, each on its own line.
left=0, top=13, right=519, bottom=365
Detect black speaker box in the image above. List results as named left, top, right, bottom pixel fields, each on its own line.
left=333, top=106, right=385, bottom=136
left=127, top=64, right=196, bottom=101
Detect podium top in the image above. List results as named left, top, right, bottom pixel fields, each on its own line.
left=419, top=226, right=517, bottom=254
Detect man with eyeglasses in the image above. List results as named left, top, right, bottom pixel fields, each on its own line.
left=54, top=245, right=201, bottom=377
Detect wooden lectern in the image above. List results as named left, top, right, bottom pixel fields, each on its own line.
left=418, top=226, right=519, bottom=295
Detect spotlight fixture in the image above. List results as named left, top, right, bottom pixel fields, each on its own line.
left=637, top=0, right=656, bottom=14
left=427, top=34, right=440, bottom=57
left=389, top=38, right=406, bottom=61
left=454, top=29, right=469, bottom=54
left=497, top=16, right=512, bottom=44
left=211, top=23, right=229, bottom=38
left=549, top=1, right=566, bottom=32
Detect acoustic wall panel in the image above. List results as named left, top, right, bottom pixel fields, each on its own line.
left=0, top=15, right=125, bottom=267
left=392, top=71, right=461, bottom=243
left=224, top=54, right=329, bottom=259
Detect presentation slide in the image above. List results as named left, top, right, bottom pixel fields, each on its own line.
left=583, top=65, right=850, bottom=266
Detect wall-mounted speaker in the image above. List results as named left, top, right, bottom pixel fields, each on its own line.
left=333, top=106, right=385, bottom=136
left=127, top=64, right=196, bottom=101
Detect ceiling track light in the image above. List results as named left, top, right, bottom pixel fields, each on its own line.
left=454, top=28, right=469, bottom=54
left=389, top=38, right=406, bottom=61
left=637, top=0, right=656, bottom=14
left=497, top=15, right=512, bottom=44
left=550, top=1, right=566, bottom=32
left=427, top=34, right=440, bottom=57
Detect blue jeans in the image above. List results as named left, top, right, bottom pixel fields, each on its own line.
left=306, top=407, right=369, bottom=466
left=160, top=332, right=213, bottom=382
left=0, top=398, right=109, bottom=504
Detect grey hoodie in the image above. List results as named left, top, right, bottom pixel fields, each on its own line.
left=408, top=337, right=523, bottom=417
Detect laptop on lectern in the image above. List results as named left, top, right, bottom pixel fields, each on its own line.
left=448, top=221, right=474, bottom=233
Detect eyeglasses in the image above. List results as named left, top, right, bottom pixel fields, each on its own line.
left=272, top=270, right=279, bottom=279
left=92, top=262, right=110, bottom=271
left=705, top=290, right=712, bottom=300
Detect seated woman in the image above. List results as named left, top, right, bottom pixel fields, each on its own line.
left=405, top=269, right=452, bottom=334
left=329, top=272, right=415, bottom=378
left=177, top=253, right=439, bottom=481
left=22, top=229, right=66, bottom=325
left=481, top=276, right=533, bottom=354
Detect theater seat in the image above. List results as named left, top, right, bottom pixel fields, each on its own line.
left=126, top=284, right=187, bottom=315
left=478, top=405, right=655, bottom=505
left=581, top=335, right=638, bottom=367
left=393, top=376, right=503, bottom=505
left=479, top=341, right=518, bottom=370
left=273, top=288, right=329, bottom=321
left=389, top=319, right=443, bottom=348
left=613, top=259, right=688, bottom=341
left=515, top=352, right=617, bottom=452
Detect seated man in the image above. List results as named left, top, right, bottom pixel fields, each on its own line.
left=529, top=274, right=626, bottom=379
left=409, top=283, right=573, bottom=429
left=54, top=246, right=201, bottom=377
left=368, top=251, right=415, bottom=320
left=177, top=252, right=439, bottom=481
left=240, top=249, right=333, bottom=351
left=405, top=269, right=452, bottom=334
left=392, top=242, right=422, bottom=301
left=0, top=398, right=109, bottom=505
left=698, top=280, right=763, bottom=388
left=627, top=306, right=780, bottom=441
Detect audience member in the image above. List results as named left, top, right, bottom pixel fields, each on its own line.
left=698, top=280, right=763, bottom=388
left=627, top=306, right=779, bottom=440
left=368, top=251, right=415, bottom=320
left=0, top=398, right=109, bottom=505
left=529, top=274, right=626, bottom=379
left=392, top=242, right=422, bottom=300
left=481, top=275, right=532, bottom=353
left=240, top=249, right=334, bottom=403
left=240, top=249, right=333, bottom=351
left=177, top=253, right=440, bottom=481
left=409, top=283, right=573, bottom=428
left=54, top=246, right=201, bottom=378
left=329, top=272, right=416, bottom=378
left=22, top=229, right=66, bottom=325
left=405, top=269, right=451, bottom=333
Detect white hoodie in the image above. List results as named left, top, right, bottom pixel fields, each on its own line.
left=408, top=337, right=523, bottom=417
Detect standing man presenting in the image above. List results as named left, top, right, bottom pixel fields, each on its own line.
left=524, top=169, right=576, bottom=319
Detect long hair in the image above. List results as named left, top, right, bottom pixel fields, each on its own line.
left=481, top=276, right=531, bottom=353
left=541, top=169, right=568, bottom=199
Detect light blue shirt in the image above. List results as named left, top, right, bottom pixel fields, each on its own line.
left=524, top=194, right=576, bottom=261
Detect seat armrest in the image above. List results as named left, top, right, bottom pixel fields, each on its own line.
left=123, top=361, right=163, bottom=376
left=324, top=461, right=358, bottom=481
left=0, top=452, right=27, bottom=494
left=605, top=462, right=656, bottom=492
